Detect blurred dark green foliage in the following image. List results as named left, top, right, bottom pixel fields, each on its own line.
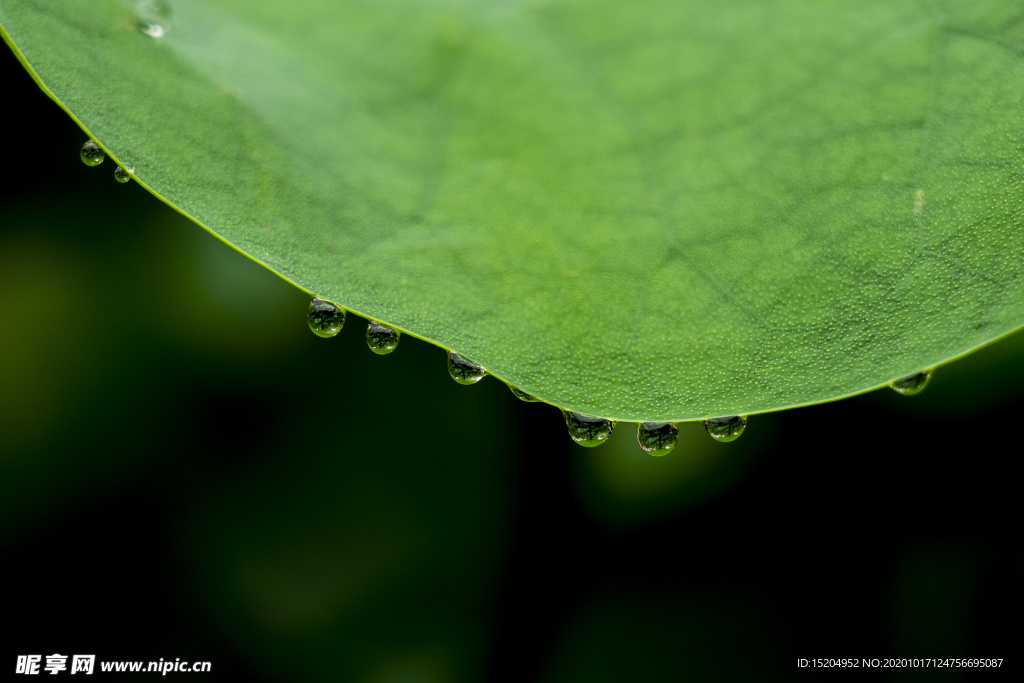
left=1, top=44, right=1021, bottom=682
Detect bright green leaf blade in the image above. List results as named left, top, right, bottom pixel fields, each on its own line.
left=3, top=0, right=1023, bottom=421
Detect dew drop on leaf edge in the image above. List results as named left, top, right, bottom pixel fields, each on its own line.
left=637, top=421, right=678, bottom=455
left=703, top=415, right=746, bottom=443
left=113, top=166, right=132, bottom=183
left=366, top=320, right=400, bottom=355
left=889, top=370, right=932, bottom=396
left=80, top=140, right=104, bottom=167
left=509, top=385, right=540, bottom=402
left=307, top=297, right=345, bottom=338
left=447, top=352, right=486, bottom=385
left=563, top=411, right=615, bottom=447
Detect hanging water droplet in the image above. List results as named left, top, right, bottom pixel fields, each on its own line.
left=113, top=165, right=132, bottom=183
left=509, top=385, right=540, bottom=402
left=889, top=370, right=932, bottom=396
left=637, top=421, right=678, bottom=456
left=137, top=22, right=165, bottom=37
left=80, top=141, right=104, bottom=167
left=447, top=352, right=486, bottom=385
left=366, top=320, right=400, bottom=355
left=563, top=411, right=615, bottom=447
left=135, top=0, right=171, bottom=38
left=307, top=297, right=345, bottom=338
left=703, top=415, right=746, bottom=443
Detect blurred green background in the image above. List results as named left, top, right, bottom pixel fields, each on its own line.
left=1, top=46, right=1020, bottom=681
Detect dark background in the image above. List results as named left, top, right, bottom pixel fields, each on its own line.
left=1, top=43, right=1020, bottom=681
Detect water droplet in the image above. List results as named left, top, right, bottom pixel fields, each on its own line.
left=138, top=22, right=165, bottom=38
left=366, top=320, right=400, bottom=355
left=135, top=0, right=171, bottom=37
left=113, top=165, right=132, bottom=183
left=307, top=297, right=345, bottom=338
left=889, top=370, right=932, bottom=396
left=80, top=141, right=104, bottom=166
left=563, top=411, right=615, bottom=447
left=447, top=352, right=486, bottom=385
left=703, top=415, right=746, bottom=443
left=637, top=421, right=678, bottom=456
left=509, top=385, right=540, bottom=402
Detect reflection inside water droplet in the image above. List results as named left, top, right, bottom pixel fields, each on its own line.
left=703, top=415, right=746, bottom=443
left=889, top=370, right=932, bottom=396
left=637, top=421, right=678, bottom=455
left=80, top=140, right=104, bottom=166
left=113, top=166, right=132, bottom=183
left=137, top=22, right=165, bottom=38
left=509, top=385, right=540, bottom=402
left=307, top=297, right=345, bottom=338
left=447, top=352, right=486, bottom=385
left=563, top=411, right=615, bottom=447
left=366, top=320, right=400, bottom=355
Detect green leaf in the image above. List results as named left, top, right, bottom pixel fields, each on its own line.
left=3, top=0, right=1023, bottom=421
